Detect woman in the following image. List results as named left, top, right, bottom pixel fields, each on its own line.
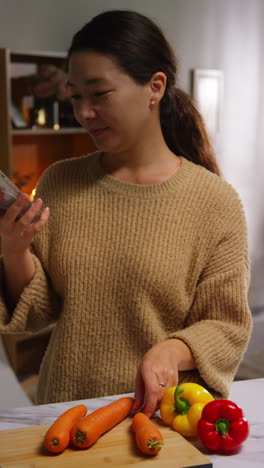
left=0, top=10, right=252, bottom=416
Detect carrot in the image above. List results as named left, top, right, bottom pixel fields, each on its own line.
left=70, top=396, right=134, bottom=448
left=44, top=404, right=87, bottom=453
left=132, top=412, right=164, bottom=456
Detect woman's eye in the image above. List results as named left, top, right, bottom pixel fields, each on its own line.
left=70, top=95, right=81, bottom=101
left=94, top=90, right=110, bottom=97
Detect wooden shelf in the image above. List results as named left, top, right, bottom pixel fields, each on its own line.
left=12, top=127, right=87, bottom=136
left=0, top=47, right=96, bottom=189
left=10, top=49, right=66, bottom=62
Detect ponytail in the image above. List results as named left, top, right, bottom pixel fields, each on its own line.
left=160, top=87, right=221, bottom=176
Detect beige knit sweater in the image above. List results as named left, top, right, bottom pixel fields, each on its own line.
left=0, top=152, right=252, bottom=404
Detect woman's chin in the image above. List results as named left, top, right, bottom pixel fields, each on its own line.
left=93, top=141, right=122, bottom=153
left=94, top=143, right=113, bottom=152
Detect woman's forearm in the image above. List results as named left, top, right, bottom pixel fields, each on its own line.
left=2, top=248, right=35, bottom=307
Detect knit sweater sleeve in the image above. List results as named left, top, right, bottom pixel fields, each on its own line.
left=0, top=255, right=59, bottom=333
left=0, top=169, right=60, bottom=334
left=169, top=187, right=252, bottom=398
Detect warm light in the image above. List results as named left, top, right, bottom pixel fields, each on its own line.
left=36, top=108, right=46, bottom=126
left=29, top=187, right=37, bottom=201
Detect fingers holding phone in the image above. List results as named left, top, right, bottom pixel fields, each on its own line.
left=0, top=182, right=49, bottom=254
left=17, top=196, right=50, bottom=238
left=0, top=171, right=49, bottom=255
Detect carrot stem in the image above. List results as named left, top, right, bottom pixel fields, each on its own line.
left=75, top=431, right=87, bottom=444
left=147, top=438, right=164, bottom=450
left=51, top=439, right=59, bottom=447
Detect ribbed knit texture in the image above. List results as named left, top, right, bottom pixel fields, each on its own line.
left=0, top=152, right=252, bottom=404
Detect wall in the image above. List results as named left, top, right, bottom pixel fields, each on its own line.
left=0, top=0, right=263, bottom=308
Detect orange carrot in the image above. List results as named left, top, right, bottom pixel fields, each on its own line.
left=70, top=396, right=134, bottom=448
left=132, top=412, right=164, bottom=456
left=44, top=404, right=87, bottom=453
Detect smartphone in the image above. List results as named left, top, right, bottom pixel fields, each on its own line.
left=0, top=170, right=40, bottom=221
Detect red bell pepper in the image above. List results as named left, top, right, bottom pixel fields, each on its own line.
left=197, top=399, right=249, bottom=452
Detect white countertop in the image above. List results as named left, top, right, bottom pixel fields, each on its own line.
left=0, top=378, right=263, bottom=467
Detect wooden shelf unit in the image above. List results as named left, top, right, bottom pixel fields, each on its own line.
left=0, top=48, right=95, bottom=376
left=0, top=47, right=95, bottom=192
left=12, top=127, right=87, bottom=135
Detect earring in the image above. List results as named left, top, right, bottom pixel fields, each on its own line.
left=151, top=100, right=155, bottom=105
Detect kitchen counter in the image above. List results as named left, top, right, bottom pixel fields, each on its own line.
left=0, top=378, right=263, bottom=467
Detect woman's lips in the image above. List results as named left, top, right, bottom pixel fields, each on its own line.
left=89, top=127, right=108, bottom=137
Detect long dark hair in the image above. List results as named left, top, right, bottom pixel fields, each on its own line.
left=68, top=10, right=221, bottom=176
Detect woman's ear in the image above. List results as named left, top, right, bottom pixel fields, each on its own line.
left=149, top=72, right=167, bottom=104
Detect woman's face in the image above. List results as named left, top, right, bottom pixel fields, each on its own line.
left=67, top=51, right=153, bottom=153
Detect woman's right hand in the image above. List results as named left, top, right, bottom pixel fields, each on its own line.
left=0, top=191, right=50, bottom=256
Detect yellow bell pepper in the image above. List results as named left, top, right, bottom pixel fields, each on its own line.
left=160, top=383, right=214, bottom=438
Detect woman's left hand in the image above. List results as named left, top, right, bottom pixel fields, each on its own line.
left=133, top=339, right=195, bottom=417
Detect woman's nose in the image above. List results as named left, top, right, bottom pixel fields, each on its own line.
left=77, top=102, right=96, bottom=120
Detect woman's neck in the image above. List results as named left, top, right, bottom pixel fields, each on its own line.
left=101, top=138, right=181, bottom=185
